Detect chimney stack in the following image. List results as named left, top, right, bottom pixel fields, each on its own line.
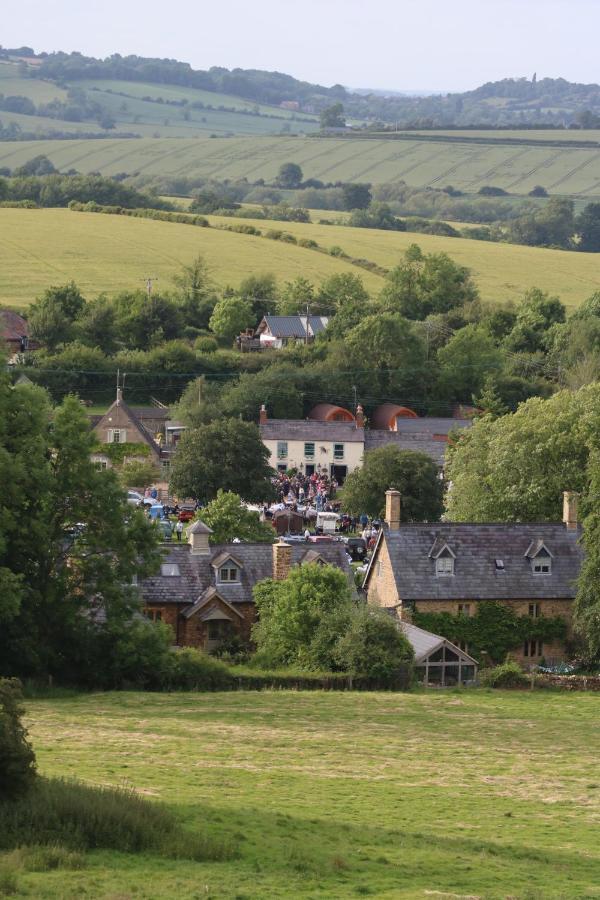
left=563, top=491, right=579, bottom=531
left=187, top=519, right=212, bottom=555
left=116, top=387, right=123, bottom=404
left=272, top=538, right=292, bottom=580
left=259, top=404, right=268, bottom=425
left=385, top=489, right=401, bottom=531
left=356, top=404, right=365, bottom=428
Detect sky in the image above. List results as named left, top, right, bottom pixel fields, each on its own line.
left=3, top=0, right=598, bottom=94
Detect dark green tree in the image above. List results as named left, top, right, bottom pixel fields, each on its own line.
left=320, top=103, right=346, bottom=129
left=238, top=272, right=278, bottom=321
left=29, top=282, right=86, bottom=351
left=576, top=203, right=600, bottom=252
left=276, top=162, right=303, bottom=188
left=341, top=447, right=443, bottom=520
left=169, top=419, right=275, bottom=503
left=0, top=678, right=36, bottom=799
left=341, top=183, right=372, bottom=210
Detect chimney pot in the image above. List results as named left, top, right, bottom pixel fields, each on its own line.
left=385, top=489, right=401, bottom=531
left=563, top=491, right=579, bottom=530
left=356, top=404, right=365, bottom=428
left=259, top=404, right=268, bottom=425
left=272, top=538, right=292, bottom=580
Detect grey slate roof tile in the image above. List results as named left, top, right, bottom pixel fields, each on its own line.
left=260, top=420, right=364, bottom=442
left=379, top=523, right=582, bottom=601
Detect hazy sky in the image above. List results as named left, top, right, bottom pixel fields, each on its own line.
left=3, top=0, right=598, bottom=93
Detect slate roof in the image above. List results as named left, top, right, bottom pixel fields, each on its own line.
left=131, top=407, right=171, bottom=421
left=390, top=417, right=472, bottom=436
left=94, top=395, right=162, bottom=458
left=0, top=310, right=29, bottom=341
left=367, top=523, right=583, bottom=601
left=364, top=431, right=448, bottom=465
left=260, top=419, right=364, bottom=443
left=140, top=541, right=352, bottom=607
left=260, top=315, right=328, bottom=339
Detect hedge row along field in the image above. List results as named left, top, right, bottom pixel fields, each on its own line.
left=2, top=134, right=600, bottom=195
left=1, top=206, right=598, bottom=308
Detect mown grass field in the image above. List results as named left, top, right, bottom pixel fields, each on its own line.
left=2, top=206, right=598, bottom=309
left=0, top=208, right=384, bottom=306
left=3, top=133, right=600, bottom=196
left=13, top=689, right=600, bottom=899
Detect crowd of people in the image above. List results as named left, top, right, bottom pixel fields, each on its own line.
left=272, top=469, right=339, bottom=511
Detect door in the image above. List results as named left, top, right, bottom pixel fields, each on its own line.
left=330, top=464, right=348, bottom=484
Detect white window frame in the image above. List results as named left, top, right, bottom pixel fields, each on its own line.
left=436, top=556, right=455, bottom=577
left=219, top=565, right=240, bottom=583
left=277, top=441, right=288, bottom=460
left=333, top=443, right=344, bottom=460
left=532, top=558, right=551, bottom=575
left=458, top=603, right=471, bottom=616
left=304, top=441, right=315, bottom=460
left=108, top=428, right=127, bottom=444
left=529, top=602, right=540, bottom=617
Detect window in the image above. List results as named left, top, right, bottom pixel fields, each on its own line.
left=523, top=639, right=543, bottom=657
left=144, top=608, right=162, bottom=622
left=277, top=464, right=287, bottom=473
left=161, top=460, right=171, bottom=472
left=161, top=564, right=180, bottom=577
left=304, top=442, right=315, bottom=459
left=436, top=556, right=454, bottom=577
left=94, top=460, right=108, bottom=471
left=529, top=602, right=540, bottom=618
left=333, top=443, right=344, bottom=460
left=277, top=441, right=288, bottom=460
left=532, top=558, right=551, bottom=575
left=495, top=559, right=505, bottom=571
left=110, top=428, right=126, bottom=444
left=207, top=619, right=233, bottom=642
left=458, top=603, right=471, bottom=616
left=219, top=565, right=239, bottom=583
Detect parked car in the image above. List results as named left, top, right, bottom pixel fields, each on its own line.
left=127, top=490, right=144, bottom=507
left=345, top=537, right=367, bottom=561
left=178, top=507, right=196, bottom=522
left=148, top=503, right=166, bottom=520
left=157, top=519, right=173, bottom=541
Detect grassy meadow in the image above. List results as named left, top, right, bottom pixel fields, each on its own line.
left=2, top=206, right=598, bottom=309
left=11, top=688, right=600, bottom=899
left=3, top=133, right=600, bottom=195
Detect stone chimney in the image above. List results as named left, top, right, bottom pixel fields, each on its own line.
left=385, top=489, right=401, bottom=531
left=563, top=491, right=579, bottom=531
left=259, top=404, right=268, bottom=425
left=272, top=538, right=292, bottom=580
left=356, top=404, right=365, bottom=428
left=187, top=519, right=213, bottom=555
left=116, top=387, right=123, bottom=404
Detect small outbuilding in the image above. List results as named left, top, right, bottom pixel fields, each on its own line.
left=371, top=403, right=419, bottom=430
left=399, top=621, right=478, bottom=686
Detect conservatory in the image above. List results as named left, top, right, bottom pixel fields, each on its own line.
left=400, top=621, right=478, bottom=686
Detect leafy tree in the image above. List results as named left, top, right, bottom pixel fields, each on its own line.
left=341, top=447, right=443, bottom=520
left=29, top=282, right=86, bottom=351
left=209, top=296, right=254, bottom=343
left=318, top=272, right=370, bottom=334
left=575, top=448, right=600, bottom=660
left=169, top=419, right=275, bottom=503
left=277, top=162, right=303, bottom=188
left=119, top=460, right=160, bottom=490
left=378, top=244, right=478, bottom=320
left=112, top=291, right=183, bottom=349
left=0, top=678, right=36, bottom=799
left=76, top=294, right=118, bottom=354
left=445, top=386, right=600, bottom=522
left=277, top=276, right=315, bottom=315
left=504, top=288, right=566, bottom=354
left=437, top=324, right=503, bottom=401
left=238, top=272, right=278, bottom=321
left=333, top=606, right=413, bottom=680
left=576, top=203, right=600, bottom=252
left=219, top=366, right=304, bottom=422
left=510, top=198, right=575, bottom=249
left=341, top=183, right=372, bottom=211
left=171, top=255, right=217, bottom=329
left=320, top=103, right=345, bottom=129
left=252, top=564, right=354, bottom=669
left=200, top=490, right=275, bottom=543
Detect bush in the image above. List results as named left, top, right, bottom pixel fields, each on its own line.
left=298, top=238, right=318, bottom=248
left=194, top=335, right=219, bottom=353
left=167, top=648, right=234, bottom=691
left=329, top=245, right=347, bottom=257
left=480, top=660, right=528, bottom=689
left=0, top=680, right=36, bottom=800
left=0, top=777, right=233, bottom=861
left=334, top=606, right=414, bottom=686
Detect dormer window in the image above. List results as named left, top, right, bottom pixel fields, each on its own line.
left=436, top=555, right=454, bottom=577
left=219, top=565, right=239, bottom=583
left=525, top=540, right=553, bottom=576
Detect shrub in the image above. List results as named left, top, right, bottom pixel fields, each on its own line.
left=167, top=648, right=234, bottom=691
left=334, top=606, right=414, bottom=686
left=480, top=660, right=528, bottom=689
left=298, top=238, right=318, bottom=249
left=329, top=245, right=347, bottom=257
left=0, top=679, right=36, bottom=800
left=194, top=335, right=219, bottom=353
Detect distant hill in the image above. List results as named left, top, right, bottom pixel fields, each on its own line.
left=3, top=47, right=600, bottom=129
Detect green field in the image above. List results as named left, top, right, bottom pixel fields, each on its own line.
left=1, top=207, right=598, bottom=309
left=0, top=208, right=384, bottom=306
left=13, top=689, right=600, bottom=898
left=3, top=133, right=600, bottom=196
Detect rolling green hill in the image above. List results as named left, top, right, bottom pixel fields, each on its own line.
left=2, top=133, right=600, bottom=197
left=0, top=207, right=384, bottom=306
left=0, top=206, right=597, bottom=310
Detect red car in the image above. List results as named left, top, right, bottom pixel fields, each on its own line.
left=178, top=508, right=195, bottom=522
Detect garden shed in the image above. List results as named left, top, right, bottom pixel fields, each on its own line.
left=400, top=621, right=478, bottom=686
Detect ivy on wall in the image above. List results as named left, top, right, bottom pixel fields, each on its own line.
left=413, top=602, right=567, bottom=664
left=93, top=442, right=151, bottom=465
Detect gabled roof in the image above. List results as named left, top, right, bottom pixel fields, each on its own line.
left=140, top=541, right=352, bottom=608
left=94, top=393, right=162, bottom=457
left=187, top=520, right=213, bottom=535
left=0, top=309, right=29, bottom=341
left=428, top=538, right=455, bottom=559
left=399, top=621, right=478, bottom=666
left=365, top=523, right=582, bottom=601
left=259, top=315, right=329, bottom=339
left=260, top=419, right=364, bottom=443
left=182, top=588, right=245, bottom=621
left=524, top=539, right=553, bottom=559
left=211, top=550, right=244, bottom=569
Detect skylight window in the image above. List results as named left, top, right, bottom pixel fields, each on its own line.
left=495, top=559, right=504, bottom=570
left=161, top=564, right=180, bottom=577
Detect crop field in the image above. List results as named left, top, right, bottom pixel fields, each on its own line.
left=205, top=212, right=600, bottom=308
left=3, top=133, right=600, bottom=196
left=0, top=208, right=384, bottom=306
left=13, top=689, right=600, bottom=898
left=403, top=129, right=600, bottom=143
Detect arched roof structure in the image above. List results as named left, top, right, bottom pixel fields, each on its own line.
left=308, top=403, right=355, bottom=423
left=371, top=403, right=419, bottom=431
